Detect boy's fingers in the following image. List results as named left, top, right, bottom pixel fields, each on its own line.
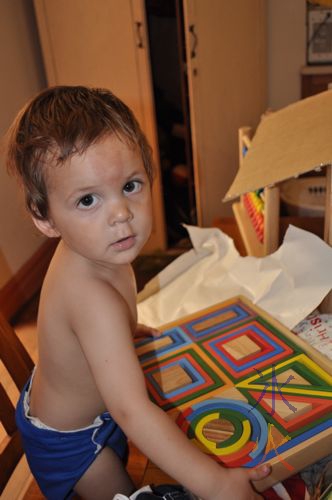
left=135, top=324, right=161, bottom=338
left=151, top=327, right=161, bottom=337
left=248, top=464, right=271, bottom=480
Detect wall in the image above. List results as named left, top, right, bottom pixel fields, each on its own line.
left=267, top=0, right=306, bottom=110
left=0, top=0, right=46, bottom=289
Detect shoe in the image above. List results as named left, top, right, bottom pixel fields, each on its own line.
left=113, top=484, right=197, bottom=500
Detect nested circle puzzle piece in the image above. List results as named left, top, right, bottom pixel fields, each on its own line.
left=202, top=417, right=235, bottom=443
left=177, top=398, right=269, bottom=466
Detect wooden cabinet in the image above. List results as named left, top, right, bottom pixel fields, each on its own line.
left=34, top=0, right=267, bottom=248
left=183, top=0, right=267, bottom=226
left=301, top=65, right=332, bottom=98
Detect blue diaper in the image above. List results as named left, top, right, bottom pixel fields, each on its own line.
left=16, top=375, right=128, bottom=500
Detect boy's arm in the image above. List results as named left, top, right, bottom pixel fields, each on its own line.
left=71, top=282, right=269, bottom=500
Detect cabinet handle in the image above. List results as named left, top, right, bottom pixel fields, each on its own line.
left=135, top=21, right=144, bottom=48
left=189, top=24, right=197, bottom=59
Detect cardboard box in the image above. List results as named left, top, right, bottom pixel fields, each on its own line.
left=224, top=90, right=332, bottom=202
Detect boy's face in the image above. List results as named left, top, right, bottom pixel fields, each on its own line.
left=35, top=134, right=153, bottom=268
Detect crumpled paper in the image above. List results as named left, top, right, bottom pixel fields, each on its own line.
left=137, top=225, right=332, bottom=330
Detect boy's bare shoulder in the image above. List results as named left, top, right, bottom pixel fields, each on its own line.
left=40, top=242, right=136, bottom=327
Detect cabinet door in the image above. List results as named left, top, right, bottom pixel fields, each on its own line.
left=33, top=0, right=166, bottom=252
left=183, top=0, right=267, bottom=226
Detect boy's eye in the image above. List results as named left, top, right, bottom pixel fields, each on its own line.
left=77, top=194, right=97, bottom=208
left=123, top=180, right=142, bottom=194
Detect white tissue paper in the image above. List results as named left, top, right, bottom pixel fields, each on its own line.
left=137, top=225, right=332, bottom=330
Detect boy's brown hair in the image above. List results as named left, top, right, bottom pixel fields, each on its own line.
left=6, top=85, right=154, bottom=220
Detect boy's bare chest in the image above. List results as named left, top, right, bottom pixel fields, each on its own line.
left=107, top=266, right=138, bottom=325
left=117, top=281, right=137, bottom=324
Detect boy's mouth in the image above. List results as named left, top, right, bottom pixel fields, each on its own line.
left=111, top=235, right=136, bottom=250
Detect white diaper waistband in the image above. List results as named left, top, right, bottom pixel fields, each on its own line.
left=23, top=368, right=103, bottom=433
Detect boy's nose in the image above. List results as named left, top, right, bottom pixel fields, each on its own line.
left=108, top=203, right=133, bottom=225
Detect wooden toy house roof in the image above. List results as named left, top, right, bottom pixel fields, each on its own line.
left=224, top=89, right=332, bottom=201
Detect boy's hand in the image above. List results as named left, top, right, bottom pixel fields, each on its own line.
left=135, top=323, right=160, bottom=338
left=248, top=463, right=272, bottom=498
left=210, top=464, right=271, bottom=500
left=249, top=463, right=271, bottom=482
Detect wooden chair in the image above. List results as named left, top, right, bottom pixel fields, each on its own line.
left=0, top=311, right=34, bottom=496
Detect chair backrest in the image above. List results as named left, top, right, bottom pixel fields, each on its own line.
left=0, top=312, right=34, bottom=494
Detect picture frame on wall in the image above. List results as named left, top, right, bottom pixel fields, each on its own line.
left=307, top=2, right=332, bottom=64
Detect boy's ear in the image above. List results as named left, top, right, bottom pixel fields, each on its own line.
left=32, top=216, right=60, bottom=238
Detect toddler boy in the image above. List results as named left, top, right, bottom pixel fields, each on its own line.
left=6, top=86, right=270, bottom=499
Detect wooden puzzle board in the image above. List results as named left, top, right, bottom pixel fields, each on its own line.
left=134, top=296, right=332, bottom=490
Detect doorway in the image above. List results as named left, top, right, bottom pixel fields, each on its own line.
left=145, top=0, right=197, bottom=247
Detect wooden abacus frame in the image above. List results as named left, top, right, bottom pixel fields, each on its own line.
left=232, top=127, right=280, bottom=257
left=232, top=126, right=332, bottom=258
